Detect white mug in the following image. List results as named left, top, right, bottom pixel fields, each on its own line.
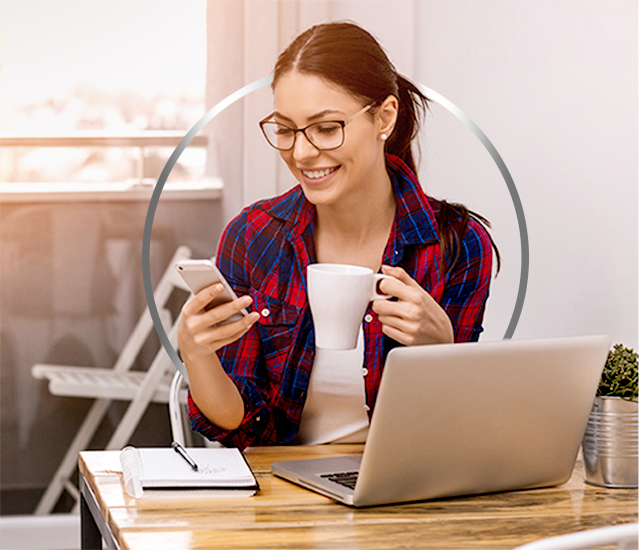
left=307, top=264, right=393, bottom=350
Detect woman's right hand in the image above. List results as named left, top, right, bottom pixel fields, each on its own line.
left=177, top=283, right=261, bottom=360
left=177, top=283, right=258, bottom=431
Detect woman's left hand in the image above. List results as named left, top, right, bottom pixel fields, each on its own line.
left=372, top=265, right=454, bottom=346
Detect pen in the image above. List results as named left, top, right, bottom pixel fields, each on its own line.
left=171, top=441, right=199, bottom=472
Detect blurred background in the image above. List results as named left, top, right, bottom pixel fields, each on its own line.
left=0, top=0, right=636, bottom=526
left=0, top=0, right=217, bottom=518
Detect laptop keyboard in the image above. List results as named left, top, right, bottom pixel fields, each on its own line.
left=320, top=471, right=359, bottom=490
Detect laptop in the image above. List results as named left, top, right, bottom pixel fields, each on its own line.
left=272, top=335, right=610, bottom=507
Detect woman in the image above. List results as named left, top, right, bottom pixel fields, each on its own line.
left=178, top=22, right=499, bottom=448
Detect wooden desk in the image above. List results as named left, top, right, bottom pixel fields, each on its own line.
left=79, top=445, right=637, bottom=550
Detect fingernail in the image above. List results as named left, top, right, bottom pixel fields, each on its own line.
left=239, top=295, right=252, bottom=306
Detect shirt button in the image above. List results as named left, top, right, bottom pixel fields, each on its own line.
left=261, top=308, right=270, bottom=317
left=364, top=314, right=373, bottom=323
left=362, top=368, right=369, bottom=377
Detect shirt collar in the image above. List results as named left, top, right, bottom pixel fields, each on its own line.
left=386, top=154, right=439, bottom=247
left=263, top=154, right=439, bottom=246
left=265, top=185, right=314, bottom=241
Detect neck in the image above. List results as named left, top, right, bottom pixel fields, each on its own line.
left=316, top=182, right=395, bottom=243
left=314, top=169, right=396, bottom=270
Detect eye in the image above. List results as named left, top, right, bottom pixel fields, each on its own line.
left=314, top=124, right=340, bottom=135
left=274, top=125, right=294, bottom=136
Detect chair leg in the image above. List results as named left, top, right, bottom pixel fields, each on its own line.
left=34, top=398, right=111, bottom=515
left=169, top=371, right=186, bottom=447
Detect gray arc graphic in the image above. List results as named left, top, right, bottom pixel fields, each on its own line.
left=143, top=75, right=528, bottom=381
left=418, top=85, right=529, bottom=340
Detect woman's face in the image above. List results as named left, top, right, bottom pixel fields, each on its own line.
left=272, top=71, right=388, bottom=208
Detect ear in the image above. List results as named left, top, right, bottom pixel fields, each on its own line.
left=376, top=95, right=398, bottom=140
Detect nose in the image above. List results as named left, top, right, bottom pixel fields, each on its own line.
left=291, top=131, right=319, bottom=163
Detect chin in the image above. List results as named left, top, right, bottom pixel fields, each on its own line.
left=299, top=185, right=338, bottom=207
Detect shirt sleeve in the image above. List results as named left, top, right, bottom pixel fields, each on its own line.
left=439, top=218, right=494, bottom=342
left=185, top=207, right=271, bottom=449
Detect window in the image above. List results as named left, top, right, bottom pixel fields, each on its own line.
left=0, top=0, right=217, bottom=200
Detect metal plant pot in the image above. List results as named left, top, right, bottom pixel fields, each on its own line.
left=582, top=396, right=638, bottom=488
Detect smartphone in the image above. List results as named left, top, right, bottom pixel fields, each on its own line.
left=174, top=259, right=248, bottom=323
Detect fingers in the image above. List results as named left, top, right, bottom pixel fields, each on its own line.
left=180, top=307, right=260, bottom=356
left=381, top=265, right=421, bottom=288
left=180, top=285, right=261, bottom=356
left=190, top=311, right=260, bottom=351
left=373, top=278, right=433, bottom=319
left=377, top=265, right=425, bottom=303
left=204, top=294, right=252, bottom=327
left=373, top=265, right=454, bottom=345
left=186, top=293, right=257, bottom=334
left=377, top=305, right=453, bottom=346
left=182, top=283, right=225, bottom=315
left=183, top=283, right=251, bottom=324
left=377, top=321, right=415, bottom=347
left=373, top=294, right=423, bottom=324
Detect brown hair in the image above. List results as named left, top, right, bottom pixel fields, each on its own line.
left=273, top=21, right=500, bottom=276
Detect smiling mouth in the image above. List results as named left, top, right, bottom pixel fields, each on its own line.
left=301, top=166, right=340, bottom=179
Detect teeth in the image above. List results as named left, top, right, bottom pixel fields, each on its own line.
left=302, top=167, right=338, bottom=179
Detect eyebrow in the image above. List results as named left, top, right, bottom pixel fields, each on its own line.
left=273, top=109, right=345, bottom=125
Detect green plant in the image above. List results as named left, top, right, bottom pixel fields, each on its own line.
left=597, top=344, right=638, bottom=402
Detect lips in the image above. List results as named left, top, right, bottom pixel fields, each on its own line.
left=302, top=166, right=339, bottom=179
left=299, top=165, right=340, bottom=185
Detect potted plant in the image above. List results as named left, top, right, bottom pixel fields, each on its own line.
left=582, top=344, right=638, bottom=488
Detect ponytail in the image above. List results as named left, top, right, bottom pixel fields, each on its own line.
left=385, top=75, right=429, bottom=176
left=437, top=201, right=502, bottom=277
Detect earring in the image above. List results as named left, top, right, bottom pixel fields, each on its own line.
left=381, top=133, right=388, bottom=141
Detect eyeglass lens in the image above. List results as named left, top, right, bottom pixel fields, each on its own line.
left=262, top=121, right=344, bottom=151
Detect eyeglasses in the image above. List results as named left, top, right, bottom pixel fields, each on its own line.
left=259, top=104, right=373, bottom=151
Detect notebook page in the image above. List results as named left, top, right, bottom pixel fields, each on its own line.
left=136, top=447, right=256, bottom=488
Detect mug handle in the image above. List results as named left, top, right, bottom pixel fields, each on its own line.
left=371, top=273, right=394, bottom=300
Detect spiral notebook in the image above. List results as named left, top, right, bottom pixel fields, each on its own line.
left=120, top=446, right=259, bottom=498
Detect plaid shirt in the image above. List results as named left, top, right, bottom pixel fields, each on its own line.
left=188, top=155, right=494, bottom=448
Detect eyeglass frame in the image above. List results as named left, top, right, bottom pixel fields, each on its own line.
left=258, top=103, right=374, bottom=151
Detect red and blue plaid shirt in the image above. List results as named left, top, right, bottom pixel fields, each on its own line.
left=187, top=155, right=494, bottom=448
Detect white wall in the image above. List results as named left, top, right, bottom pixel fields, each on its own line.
left=207, top=0, right=637, bottom=347
left=414, top=1, right=637, bottom=345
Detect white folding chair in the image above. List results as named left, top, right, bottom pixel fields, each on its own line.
left=31, top=245, right=193, bottom=514
left=169, top=370, right=190, bottom=447
left=169, top=369, right=222, bottom=448
left=513, top=522, right=639, bottom=550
